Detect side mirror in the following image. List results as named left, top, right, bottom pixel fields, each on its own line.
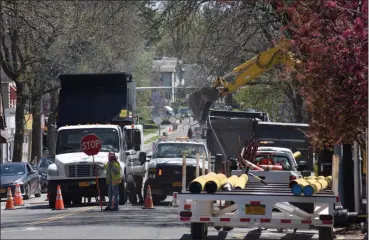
left=146, top=155, right=152, bottom=162
left=134, top=145, right=140, bottom=152
left=297, top=161, right=307, bottom=171
left=139, top=152, right=146, bottom=165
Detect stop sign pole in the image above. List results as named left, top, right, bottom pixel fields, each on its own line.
left=80, top=134, right=103, bottom=211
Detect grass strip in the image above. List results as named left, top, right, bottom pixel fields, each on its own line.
left=144, top=135, right=159, bottom=144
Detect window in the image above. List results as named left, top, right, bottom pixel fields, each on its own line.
left=254, top=154, right=294, bottom=170
left=56, top=128, right=120, bottom=155
left=153, top=143, right=207, bottom=159
left=0, top=164, right=26, bottom=176
left=124, top=129, right=141, bottom=150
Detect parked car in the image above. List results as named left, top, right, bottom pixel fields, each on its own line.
left=0, top=162, right=42, bottom=199
left=35, top=157, right=55, bottom=193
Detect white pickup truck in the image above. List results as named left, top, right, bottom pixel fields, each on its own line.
left=145, top=139, right=209, bottom=204
left=246, top=146, right=305, bottom=183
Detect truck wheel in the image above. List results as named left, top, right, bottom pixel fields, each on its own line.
left=191, top=223, right=208, bottom=240
left=72, top=196, right=82, bottom=205
left=49, top=191, right=56, bottom=209
left=318, top=227, right=334, bottom=240
left=119, top=181, right=127, bottom=205
left=152, top=195, right=162, bottom=205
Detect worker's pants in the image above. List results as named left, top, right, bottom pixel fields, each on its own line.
left=107, top=184, right=119, bottom=209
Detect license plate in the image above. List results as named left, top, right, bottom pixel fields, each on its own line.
left=172, top=182, right=182, bottom=187
left=79, top=182, right=89, bottom=187
left=245, top=204, right=265, bottom=215
left=0, top=188, right=6, bottom=193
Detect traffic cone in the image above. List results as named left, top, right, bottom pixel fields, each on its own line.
left=142, top=185, right=155, bottom=209
left=54, top=185, right=66, bottom=210
left=14, top=184, right=24, bottom=206
left=4, top=187, right=15, bottom=210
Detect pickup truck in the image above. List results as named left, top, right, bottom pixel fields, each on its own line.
left=145, top=139, right=209, bottom=204
left=246, top=146, right=305, bottom=183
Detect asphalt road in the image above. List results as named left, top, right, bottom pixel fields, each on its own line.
left=1, top=194, right=326, bottom=240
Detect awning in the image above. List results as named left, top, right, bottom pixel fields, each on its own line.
left=0, top=130, right=14, bottom=143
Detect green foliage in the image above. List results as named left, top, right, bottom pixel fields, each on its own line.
left=234, top=83, right=287, bottom=121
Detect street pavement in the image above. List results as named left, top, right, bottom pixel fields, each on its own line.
left=1, top=194, right=325, bottom=239
left=0, top=119, right=362, bottom=239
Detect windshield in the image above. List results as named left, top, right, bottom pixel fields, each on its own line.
left=153, top=143, right=207, bottom=159
left=254, top=154, right=295, bottom=170
left=123, top=128, right=141, bottom=150
left=56, top=128, right=120, bottom=154
left=1, top=164, right=26, bottom=176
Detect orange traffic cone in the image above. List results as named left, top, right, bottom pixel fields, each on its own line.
left=14, top=184, right=24, bottom=206
left=142, top=185, right=155, bottom=209
left=54, top=185, right=66, bottom=210
left=4, top=187, right=15, bottom=210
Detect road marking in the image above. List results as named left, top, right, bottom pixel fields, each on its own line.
left=23, top=206, right=96, bottom=226
left=1, top=227, right=43, bottom=233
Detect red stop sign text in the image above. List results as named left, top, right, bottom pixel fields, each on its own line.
left=80, top=134, right=102, bottom=156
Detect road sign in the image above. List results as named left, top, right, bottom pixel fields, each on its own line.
left=80, top=134, right=102, bottom=156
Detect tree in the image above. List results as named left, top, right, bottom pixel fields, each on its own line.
left=1, top=1, right=155, bottom=161
left=276, top=0, right=368, bottom=146
left=0, top=1, right=67, bottom=162
left=156, top=1, right=306, bottom=121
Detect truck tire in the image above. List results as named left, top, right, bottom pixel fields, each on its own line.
left=318, top=227, right=334, bottom=240
left=119, top=180, right=127, bottom=205
left=49, top=191, right=56, bottom=209
left=191, top=223, right=208, bottom=240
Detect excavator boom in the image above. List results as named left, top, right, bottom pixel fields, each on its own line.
left=189, top=40, right=298, bottom=125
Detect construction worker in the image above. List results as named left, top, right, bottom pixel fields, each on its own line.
left=187, top=127, right=193, bottom=139
left=133, top=175, right=144, bottom=204
left=104, top=152, right=122, bottom=211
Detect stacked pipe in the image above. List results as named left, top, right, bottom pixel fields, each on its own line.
left=188, top=173, right=249, bottom=193
left=289, top=175, right=332, bottom=196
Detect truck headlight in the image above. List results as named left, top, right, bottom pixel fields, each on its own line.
left=48, top=170, right=59, bottom=176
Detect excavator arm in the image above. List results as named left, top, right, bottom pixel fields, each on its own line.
left=189, top=40, right=299, bottom=125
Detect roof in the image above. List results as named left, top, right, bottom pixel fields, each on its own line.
left=157, top=140, right=205, bottom=145
left=1, top=162, right=27, bottom=165
left=58, top=124, right=121, bottom=131
left=258, top=146, right=293, bottom=153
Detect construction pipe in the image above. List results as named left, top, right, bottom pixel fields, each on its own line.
left=234, top=174, right=249, bottom=189
left=293, top=151, right=302, bottom=159
left=204, top=173, right=227, bottom=194
left=303, top=179, right=329, bottom=196
left=189, top=172, right=217, bottom=193
left=243, top=159, right=264, bottom=171
left=290, top=179, right=310, bottom=196
left=221, top=175, right=239, bottom=191
left=258, top=165, right=283, bottom=171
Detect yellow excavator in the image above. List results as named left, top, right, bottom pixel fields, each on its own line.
left=189, top=40, right=300, bottom=125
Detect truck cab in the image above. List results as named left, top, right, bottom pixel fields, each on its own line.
left=48, top=125, right=127, bottom=208
left=145, top=139, right=209, bottom=204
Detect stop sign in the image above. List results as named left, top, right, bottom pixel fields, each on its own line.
left=80, top=134, right=102, bottom=156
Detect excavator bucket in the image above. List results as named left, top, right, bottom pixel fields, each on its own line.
left=189, top=87, right=218, bottom=124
